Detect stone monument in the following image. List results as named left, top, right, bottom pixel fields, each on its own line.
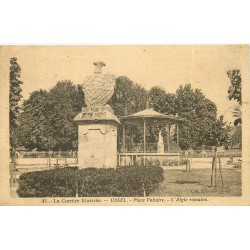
left=74, top=62, right=120, bottom=168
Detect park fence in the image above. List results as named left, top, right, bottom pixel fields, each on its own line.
left=13, top=149, right=242, bottom=161
left=15, top=149, right=242, bottom=159
left=181, top=149, right=242, bottom=158
left=17, top=150, right=77, bottom=158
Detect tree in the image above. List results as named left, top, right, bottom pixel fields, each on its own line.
left=147, top=86, right=176, bottom=145
left=226, top=105, right=242, bottom=148
left=17, top=81, right=85, bottom=150
left=46, top=81, right=85, bottom=150
left=175, top=84, right=226, bottom=149
left=227, top=69, right=242, bottom=125
left=227, top=70, right=241, bottom=105
left=229, top=125, right=242, bottom=149
left=9, top=57, right=23, bottom=155
left=17, top=89, right=50, bottom=149
left=232, top=105, right=241, bottom=126
left=226, top=70, right=242, bottom=148
left=109, top=76, right=147, bottom=116
left=109, top=76, right=148, bottom=146
left=207, top=116, right=230, bottom=148
left=148, top=86, right=176, bottom=115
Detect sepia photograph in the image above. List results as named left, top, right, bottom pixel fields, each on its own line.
left=1, top=2, right=250, bottom=250
left=0, top=45, right=249, bottom=205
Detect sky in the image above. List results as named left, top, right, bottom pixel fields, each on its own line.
left=2, top=45, right=248, bottom=123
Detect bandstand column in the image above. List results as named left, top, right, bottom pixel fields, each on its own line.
left=176, top=123, right=179, bottom=148
left=167, top=123, right=170, bottom=152
left=122, top=125, right=126, bottom=153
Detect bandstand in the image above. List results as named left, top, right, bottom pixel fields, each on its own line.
left=118, top=108, right=183, bottom=166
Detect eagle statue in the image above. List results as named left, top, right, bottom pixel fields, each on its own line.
left=82, top=61, right=116, bottom=107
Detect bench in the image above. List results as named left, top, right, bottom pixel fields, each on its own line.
left=234, top=159, right=242, bottom=168
left=226, top=157, right=242, bottom=168
left=227, top=157, right=234, bottom=164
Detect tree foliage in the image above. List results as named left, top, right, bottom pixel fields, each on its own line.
left=147, top=87, right=175, bottom=145
left=232, top=105, right=242, bottom=126
left=148, top=86, right=175, bottom=115
left=227, top=70, right=241, bottom=105
left=109, top=76, right=147, bottom=116
left=9, top=57, right=23, bottom=149
left=17, top=75, right=230, bottom=151
left=228, top=105, right=242, bottom=148
left=208, top=116, right=230, bottom=148
left=109, top=76, right=148, bottom=146
left=229, top=125, right=242, bottom=149
left=175, top=84, right=228, bottom=149
left=17, top=81, right=84, bottom=150
left=227, top=69, right=242, bottom=134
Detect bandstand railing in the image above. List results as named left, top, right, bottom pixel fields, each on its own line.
left=118, top=143, right=180, bottom=153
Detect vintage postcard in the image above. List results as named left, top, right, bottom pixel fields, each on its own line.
left=0, top=45, right=249, bottom=206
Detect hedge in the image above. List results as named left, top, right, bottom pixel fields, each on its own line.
left=17, top=167, right=78, bottom=197
left=162, top=158, right=189, bottom=166
left=135, top=158, right=189, bottom=167
left=17, top=165, right=164, bottom=197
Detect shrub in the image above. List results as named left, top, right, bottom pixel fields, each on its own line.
left=17, top=167, right=78, bottom=197
left=162, top=158, right=189, bottom=166
left=17, top=165, right=164, bottom=197
left=113, top=166, right=164, bottom=197
left=77, top=168, right=117, bottom=197
left=69, top=166, right=164, bottom=197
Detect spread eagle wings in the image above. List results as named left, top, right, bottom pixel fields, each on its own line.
left=82, top=74, right=116, bottom=106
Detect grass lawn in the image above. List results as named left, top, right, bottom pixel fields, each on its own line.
left=151, top=168, right=241, bottom=197
left=10, top=163, right=242, bottom=198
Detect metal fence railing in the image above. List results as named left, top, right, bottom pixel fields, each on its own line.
left=118, top=144, right=241, bottom=158
left=15, top=151, right=77, bottom=158
left=12, top=149, right=242, bottom=159
left=181, top=150, right=242, bottom=158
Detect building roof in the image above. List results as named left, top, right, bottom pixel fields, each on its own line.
left=120, top=108, right=183, bottom=126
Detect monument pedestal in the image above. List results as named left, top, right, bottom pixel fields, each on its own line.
left=74, top=105, right=120, bottom=169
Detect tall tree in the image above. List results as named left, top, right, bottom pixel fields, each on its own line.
left=109, top=76, right=147, bottom=116
left=17, top=89, right=50, bottom=149
left=109, top=76, right=148, bottom=146
left=229, top=125, right=242, bottom=149
left=9, top=57, right=23, bottom=155
left=207, top=116, right=230, bottom=148
left=148, top=86, right=176, bottom=115
left=147, top=86, right=176, bottom=145
left=226, top=70, right=242, bottom=147
left=227, top=70, right=241, bottom=105
left=232, top=105, right=241, bottom=126
left=17, top=81, right=85, bottom=150
left=227, top=105, right=242, bottom=148
left=175, top=84, right=227, bottom=149
left=46, top=81, right=85, bottom=150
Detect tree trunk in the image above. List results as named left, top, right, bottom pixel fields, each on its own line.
left=211, top=156, right=216, bottom=187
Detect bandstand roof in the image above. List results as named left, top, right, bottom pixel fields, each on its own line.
left=119, top=108, right=183, bottom=127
